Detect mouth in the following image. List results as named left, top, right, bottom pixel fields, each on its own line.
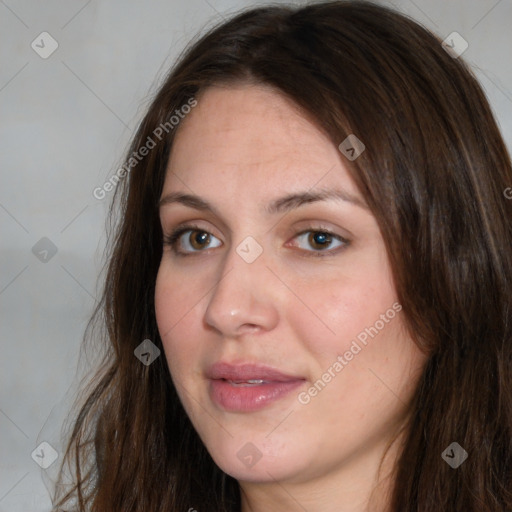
left=224, top=379, right=269, bottom=386
left=206, top=361, right=303, bottom=382
left=206, top=362, right=306, bottom=412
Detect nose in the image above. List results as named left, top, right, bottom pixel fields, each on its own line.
left=203, top=242, right=279, bottom=337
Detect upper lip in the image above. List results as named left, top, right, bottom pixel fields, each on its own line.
left=206, top=362, right=304, bottom=382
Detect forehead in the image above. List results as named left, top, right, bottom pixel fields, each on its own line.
left=163, top=84, right=359, bottom=200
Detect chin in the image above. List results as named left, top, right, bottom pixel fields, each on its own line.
left=205, top=436, right=306, bottom=484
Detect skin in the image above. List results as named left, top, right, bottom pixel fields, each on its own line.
left=155, top=83, right=428, bottom=511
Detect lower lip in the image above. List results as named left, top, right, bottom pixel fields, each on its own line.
left=209, top=379, right=304, bottom=412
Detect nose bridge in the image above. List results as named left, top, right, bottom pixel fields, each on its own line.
left=204, top=236, right=278, bottom=335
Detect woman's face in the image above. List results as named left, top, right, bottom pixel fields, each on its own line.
left=155, top=83, right=427, bottom=496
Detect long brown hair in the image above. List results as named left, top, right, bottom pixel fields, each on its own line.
left=53, top=1, right=512, bottom=510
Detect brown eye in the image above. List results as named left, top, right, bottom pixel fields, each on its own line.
left=292, top=230, right=348, bottom=255
left=188, top=230, right=211, bottom=250
left=168, top=227, right=222, bottom=253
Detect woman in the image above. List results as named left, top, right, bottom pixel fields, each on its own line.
left=53, top=1, right=512, bottom=510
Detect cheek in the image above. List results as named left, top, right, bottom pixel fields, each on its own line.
left=286, top=263, right=399, bottom=362
left=154, top=273, right=178, bottom=342
left=154, top=265, right=205, bottom=376
left=154, top=260, right=208, bottom=332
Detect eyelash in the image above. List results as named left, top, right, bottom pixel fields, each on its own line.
left=163, top=223, right=350, bottom=258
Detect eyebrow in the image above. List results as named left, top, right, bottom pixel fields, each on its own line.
left=158, top=188, right=368, bottom=215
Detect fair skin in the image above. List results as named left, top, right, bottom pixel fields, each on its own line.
left=155, top=83, right=428, bottom=511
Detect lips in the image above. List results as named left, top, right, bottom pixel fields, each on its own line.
left=206, top=362, right=305, bottom=412
left=206, top=362, right=303, bottom=383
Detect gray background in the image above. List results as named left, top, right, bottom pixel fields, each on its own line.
left=1, top=0, right=511, bottom=510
